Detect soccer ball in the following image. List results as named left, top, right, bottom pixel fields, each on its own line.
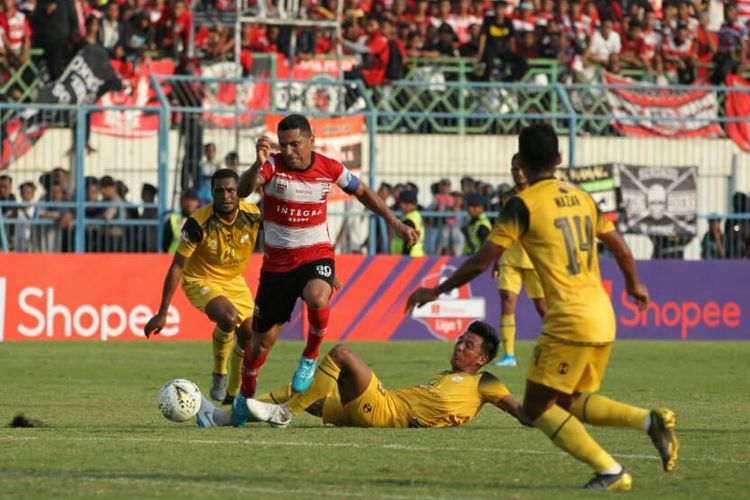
left=158, top=379, right=201, bottom=422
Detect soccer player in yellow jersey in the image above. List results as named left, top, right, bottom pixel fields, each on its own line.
left=406, top=124, right=679, bottom=490
left=492, top=153, right=547, bottom=367
left=144, top=169, right=261, bottom=403
left=194, top=321, right=530, bottom=429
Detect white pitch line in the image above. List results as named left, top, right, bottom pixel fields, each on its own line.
left=1, top=434, right=748, bottom=466
left=0, top=471, right=451, bottom=500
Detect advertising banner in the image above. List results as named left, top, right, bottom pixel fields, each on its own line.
left=557, top=164, right=619, bottom=221
left=0, top=254, right=746, bottom=342
left=603, top=72, right=724, bottom=138
left=619, top=164, right=698, bottom=236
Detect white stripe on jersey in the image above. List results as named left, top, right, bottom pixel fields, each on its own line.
left=264, top=178, right=330, bottom=204
left=264, top=220, right=330, bottom=249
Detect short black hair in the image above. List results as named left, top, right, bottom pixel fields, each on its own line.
left=467, top=321, right=499, bottom=361
left=100, top=175, right=115, bottom=188
left=278, top=114, right=312, bottom=137
left=0, top=174, right=11, bottom=183
left=142, top=183, right=157, bottom=195
left=518, top=123, right=558, bottom=173
left=211, top=168, right=239, bottom=188
left=19, top=181, right=35, bottom=192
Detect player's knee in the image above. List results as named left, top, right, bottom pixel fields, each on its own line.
left=305, top=293, right=329, bottom=309
left=328, top=344, right=351, bottom=364
left=500, top=291, right=517, bottom=311
left=216, top=310, right=239, bottom=333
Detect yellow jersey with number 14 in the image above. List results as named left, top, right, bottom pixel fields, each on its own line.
left=488, top=178, right=616, bottom=345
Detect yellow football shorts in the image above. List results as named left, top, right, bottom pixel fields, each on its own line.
left=182, top=275, right=254, bottom=321
left=527, top=334, right=613, bottom=395
left=498, top=265, right=544, bottom=298
left=344, top=373, right=409, bottom=428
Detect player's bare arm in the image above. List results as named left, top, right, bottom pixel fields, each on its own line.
left=353, top=183, right=419, bottom=247
left=498, top=395, right=533, bottom=427
left=144, top=253, right=188, bottom=338
left=406, top=241, right=504, bottom=313
left=598, top=231, right=649, bottom=310
left=237, top=135, right=271, bottom=198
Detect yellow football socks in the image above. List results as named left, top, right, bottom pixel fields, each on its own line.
left=226, top=342, right=244, bottom=397
left=500, top=314, right=516, bottom=356
left=287, top=354, right=341, bottom=415
left=570, top=394, right=649, bottom=430
left=212, top=327, right=234, bottom=375
left=534, top=404, right=619, bottom=473
left=256, top=385, right=293, bottom=404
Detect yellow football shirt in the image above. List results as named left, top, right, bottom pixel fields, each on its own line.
left=488, top=178, right=616, bottom=344
left=176, top=201, right=261, bottom=281
left=390, top=371, right=510, bottom=428
left=497, top=186, right=533, bottom=269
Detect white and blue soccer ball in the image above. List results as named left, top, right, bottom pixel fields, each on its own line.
left=158, top=379, right=201, bottom=422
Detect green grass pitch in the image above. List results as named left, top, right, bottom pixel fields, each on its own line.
left=1, top=340, right=748, bottom=499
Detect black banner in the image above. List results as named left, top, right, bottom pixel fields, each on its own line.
left=619, top=165, right=698, bottom=236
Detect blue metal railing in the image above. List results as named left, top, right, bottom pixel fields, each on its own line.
left=0, top=77, right=748, bottom=255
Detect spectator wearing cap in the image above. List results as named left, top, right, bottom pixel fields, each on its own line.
left=512, top=2, right=537, bottom=33
left=662, top=19, right=697, bottom=83
left=477, top=0, right=527, bottom=80
left=391, top=190, right=424, bottom=256
left=163, top=187, right=200, bottom=254
left=461, top=193, right=492, bottom=255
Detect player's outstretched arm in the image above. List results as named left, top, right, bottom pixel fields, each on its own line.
left=238, top=135, right=271, bottom=198
left=144, top=253, right=187, bottom=338
left=405, top=241, right=504, bottom=313
left=598, top=230, right=649, bottom=310
left=353, top=183, right=419, bottom=247
left=498, top=395, right=533, bottom=427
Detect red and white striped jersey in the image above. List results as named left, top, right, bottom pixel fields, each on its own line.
left=0, top=12, right=30, bottom=52
left=259, top=151, right=360, bottom=272
left=662, top=35, right=695, bottom=59
left=640, top=28, right=662, bottom=60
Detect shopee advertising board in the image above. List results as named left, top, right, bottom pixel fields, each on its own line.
left=0, top=254, right=747, bottom=342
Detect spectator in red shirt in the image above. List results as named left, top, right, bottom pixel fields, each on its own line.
left=694, top=10, right=717, bottom=78
left=620, top=18, right=645, bottom=69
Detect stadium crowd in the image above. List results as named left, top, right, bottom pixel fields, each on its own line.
left=0, top=0, right=747, bottom=91
left=2, top=164, right=750, bottom=258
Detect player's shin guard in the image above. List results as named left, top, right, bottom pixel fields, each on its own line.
left=303, top=306, right=329, bottom=359
left=212, top=327, right=234, bottom=375
left=534, top=404, right=619, bottom=473
left=227, top=343, right=244, bottom=397
left=570, top=394, right=650, bottom=430
left=256, top=384, right=293, bottom=404
left=500, top=314, right=516, bottom=356
left=287, top=354, right=340, bottom=415
left=240, top=350, right=267, bottom=398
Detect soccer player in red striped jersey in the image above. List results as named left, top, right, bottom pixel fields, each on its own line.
left=231, top=114, right=418, bottom=426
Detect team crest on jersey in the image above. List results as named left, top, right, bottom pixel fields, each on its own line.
left=410, top=265, right=486, bottom=341
left=320, top=183, right=331, bottom=201
left=451, top=375, right=463, bottom=382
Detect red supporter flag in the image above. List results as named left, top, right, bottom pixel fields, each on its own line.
left=603, top=72, right=724, bottom=138
left=725, top=74, right=750, bottom=153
